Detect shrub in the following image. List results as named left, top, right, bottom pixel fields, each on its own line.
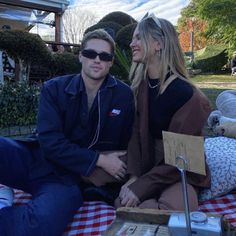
left=49, top=52, right=81, bottom=77
left=110, top=46, right=132, bottom=83
left=0, top=30, right=51, bottom=81
left=99, top=11, right=136, bottom=27
left=116, top=23, right=137, bottom=50
left=0, top=81, right=41, bottom=128
left=193, top=45, right=228, bottom=73
left=84, top=21, right=122, bottom=38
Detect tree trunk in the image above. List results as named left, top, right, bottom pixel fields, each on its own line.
left=0, top=51, right=3, bottom=84
left=18, top=60, right=28, bottom=81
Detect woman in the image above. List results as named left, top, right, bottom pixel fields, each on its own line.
left=115, top=13, right=211, bottom=211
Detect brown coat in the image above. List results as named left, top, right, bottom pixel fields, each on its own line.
left=127, top=79, right=212, bottom=202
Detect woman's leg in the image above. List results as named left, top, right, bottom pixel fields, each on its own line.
left=138, top=182, right=198, bottom=211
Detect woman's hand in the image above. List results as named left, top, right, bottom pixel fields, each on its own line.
left=120, top=187, right=140, bottom=207
left=119, top=176, right=139, bottom=207
left=119, top=176, right=137, bottom=200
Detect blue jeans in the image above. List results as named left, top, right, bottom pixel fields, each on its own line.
left=0, top=137, right=82, bottom=236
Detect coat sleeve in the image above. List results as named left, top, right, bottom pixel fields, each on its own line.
left=128, top=162, right=211, bottom=202
left=119, top=92, right=135, bottom=149
left=128, top=90, right=212, bottom=201
left=126, top=112, right=143, bottom=177
left=37, top=83, right=98, bottom=177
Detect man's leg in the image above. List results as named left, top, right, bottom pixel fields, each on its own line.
left=0, top=137, right=83, bottom=236
left=0, top=137, right=33, bottom=190
left=0, top=179, right=82, bottom=236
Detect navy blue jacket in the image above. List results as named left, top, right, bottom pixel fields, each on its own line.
left=37, top=74, right=135, bottom=177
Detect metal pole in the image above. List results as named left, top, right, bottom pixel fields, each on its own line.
left=190, top=31, right=194, bottom=63
left=176, top=156, right=192, bottom=236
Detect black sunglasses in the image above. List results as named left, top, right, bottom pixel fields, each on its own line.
left=81, top=49, right=113, bottom=62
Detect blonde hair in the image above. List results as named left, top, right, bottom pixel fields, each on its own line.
left=130, top=15, right=192, bottom=94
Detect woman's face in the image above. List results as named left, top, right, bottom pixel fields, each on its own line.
left=130, top=27, right=160, bottom=63
left=130, top=27, right=144, bottom=63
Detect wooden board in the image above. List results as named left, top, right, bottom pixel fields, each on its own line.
left=104, top=207, right=235, bottom=236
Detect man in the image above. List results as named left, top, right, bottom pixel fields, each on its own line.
left=0, top=29, right=134, bottom=236
left=231, top=51, right=236, bottom=76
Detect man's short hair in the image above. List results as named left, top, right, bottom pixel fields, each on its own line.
left=81, top=29, right=115, bottom=54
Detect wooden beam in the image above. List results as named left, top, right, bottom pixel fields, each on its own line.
left=0, top=0, right=69, bottom=13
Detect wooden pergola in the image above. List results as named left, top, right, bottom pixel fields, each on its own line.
left=0, top=0, right=70, bottom=42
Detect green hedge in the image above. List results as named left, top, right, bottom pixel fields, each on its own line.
left=84, top=21, right=122, bottom=37
left=193, top=45, right=228, bottom=73
left=49, top=52, right=81, bottom=77
left=0, top=81, right=41, bottom=128
left=116, top=23, right=137, bottom=50
left=99, top=11, right=136, bottom=27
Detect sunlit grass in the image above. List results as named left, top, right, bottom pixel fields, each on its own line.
left=190, top=73, right=235, bottom=109
left=190, top=74, right=233, bottom=83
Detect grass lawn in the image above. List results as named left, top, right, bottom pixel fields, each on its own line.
left=190, top=73, right=235, bottom=109
left=190, top=74, right=235, bottom=83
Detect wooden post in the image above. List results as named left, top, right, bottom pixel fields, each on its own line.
left=55, top=13, right=61, bottom=43
left=190, top=31, right=194, bottom=63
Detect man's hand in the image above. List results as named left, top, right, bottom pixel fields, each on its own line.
left=96, top=151, right=127, bottom=180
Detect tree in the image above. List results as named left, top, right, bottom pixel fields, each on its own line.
left=63, top=7, right=98, bottom=44
left=99, top=11, right=136, bottom=27
left=196, top=0, right=236, bottom=53
left=178, top=18, right=208, bottom=52
left=84, top=21, right=122, bottom=38
left=0, top=30, right=51, bottom=81
left=178, top=0, right=236, bottom=54
left=177, top=1, right=212, bottom=52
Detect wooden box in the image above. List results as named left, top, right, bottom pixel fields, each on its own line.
left=103, top=207, right=235, bottom=236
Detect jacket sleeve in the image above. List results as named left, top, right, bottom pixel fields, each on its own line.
left=128, top=164, right=179, bottom=201
left=128, top=162, right=211, bottom=202
left=119, top=92, right=135, bottom=149
left=128, top=90, right=212, bottom=201
left=126, top=112, right=143, bottom=177
left=37, top=83, right=98, bottom=177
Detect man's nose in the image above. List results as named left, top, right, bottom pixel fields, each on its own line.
left=94, top=55, right=101, bottom=62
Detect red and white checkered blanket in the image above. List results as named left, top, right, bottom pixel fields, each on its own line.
left=11, top=190, right=236, bottom=235
left=199, top=193, right=236, bottom=227
left=13, top=190, right=115, bottom=236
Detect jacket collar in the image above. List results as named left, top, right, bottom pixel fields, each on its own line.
left=64, top=73, right=117, bottom=96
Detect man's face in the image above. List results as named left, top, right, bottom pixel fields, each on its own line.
left=80, top=39, right=113, bottom=82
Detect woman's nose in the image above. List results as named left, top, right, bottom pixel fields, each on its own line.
left=130, top=41, right=135, bottom=48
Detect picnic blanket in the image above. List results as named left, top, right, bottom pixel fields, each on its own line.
left=13, top=189, right=236, bottom=235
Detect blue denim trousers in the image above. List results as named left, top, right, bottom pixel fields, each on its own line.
left=0, top=137, right=82, bottom=236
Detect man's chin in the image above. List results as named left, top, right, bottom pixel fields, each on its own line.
left=89, top=75, right=106, bottom=81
